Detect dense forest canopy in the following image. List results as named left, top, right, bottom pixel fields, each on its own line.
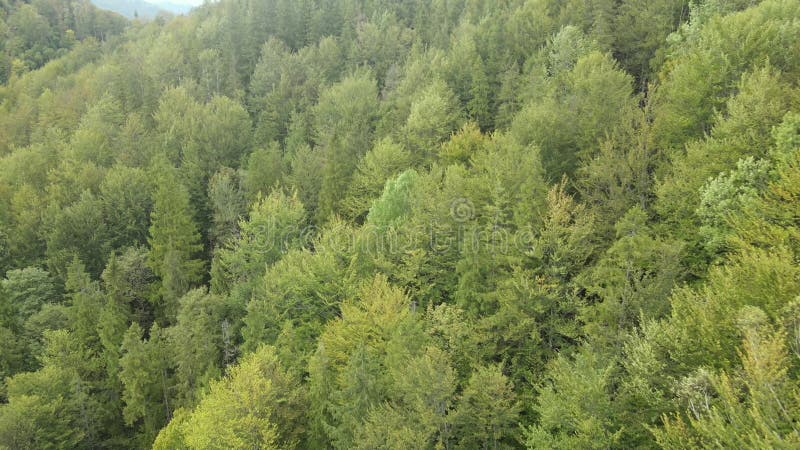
left=1, top=0, right=800, bottom=448
left=0, top=0, right=127, bottom=82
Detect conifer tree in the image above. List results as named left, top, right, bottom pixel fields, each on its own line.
left=314, top=71, right=379, bottom=221
left=147, top=162, right=204, bottom=319
left=119, top=322, right=175, bottom=446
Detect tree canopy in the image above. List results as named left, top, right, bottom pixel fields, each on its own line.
left=1, top=0, right=800, bottom=448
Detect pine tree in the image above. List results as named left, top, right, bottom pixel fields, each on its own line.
left=579, top=206, right=683, bottom=350
left=147, top=162, right=204, bottom=320
left=170, top=288, right=223, bottom=407
left=526, top=346, right=621, bottom=449
left=119, top=322, right=174, bottom=446
left=314, top=71, right=379, bottom=221
left=208, top=167, right=247, bottom=247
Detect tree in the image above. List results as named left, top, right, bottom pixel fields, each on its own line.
left=153, top=345, right=306, bottom=450
left=341, top=138, right=412, bottom=222
left=170, top=288, right=224, bottom=407
left=65, top=93, right=125, bottom=167
left=64, top=258, right=104, bottom=352
left=308, top=275, right=428, bottom=448
left=184, top=95, right=253, bottom=177
left=656, top=66, right=791, bottom=266
left=44, top=190, right=110, bottom=278
left=512, top=50, right=635, bottom=179
left=696, top=156, right=771, bottom=257
left=402, top=79, right=463, bottom=164
left=0, top=267, right=60, bottom=375
left=2, top=266, right=59, bottom=322
left=650, top=0, right=800, bottom=152
left=100, top=165, right=154, bottom=250
left=451, top=365, right=521, bottom=449
left=613, top=0, right=689, bottom=86
left=242, top=247, right=348, bottom=365
left=366, top=169, right=418, bottom=231
left=97, top=252, right=134, bottom=392
left=0, top=364, right=85, bottom=449
left=655, top=307, right=800, bottom=448
left=242, top=143, right=284, bottom=204
left=579, top=206, right=683, bottom=350
left=147, top=163, right=204, bottom=319
left=0, top=324, right=119, bottom=449
left=314, top=71, right=379, bottom=221
left=439, top=121, right=487, bottom=166
left=285, top=143, right=325, bottom=219
left=211, top=188, right=307, bottom=305
left=208, top=167, right=246, bottom=247
left=576, top=109, right=658, bottom=235
left=526, top=347, right=621, bottom=449
left=119, top=322, right=174, bottom=447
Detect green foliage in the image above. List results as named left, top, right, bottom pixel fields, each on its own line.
left=696, top=156, right=771, bottom=256
left=2, top=266, right=58, bottom=321
left=0, top=0, right=125, bottom=81
left=651, top=0, right=800, bottom=152
left=242, top=245, right=349, bottom=366
left=656, top=65, right=792, bottom=231
left=242, top=143, right=283, bottom=204
left=147, top=163, right=205, bottom=317
left=314, top=71, right=379, bottom=220
left=512, top=50, right=636, bottom=178
left=452, top=364, right=522, bottom=449
left=580, top=206, right=683, bottom=349
left=119, top=322, right=174, bottom=446
left=402, top=79, right=463, bottom=164
left=341, top=137, right=412, bottom=221
left=0, top=266, right=59, bottom=375
left=153, top=345, right=305, bottom=450
left=366, top=169, right=418, bottom=231
left=655, top=308, right=800, bottom=448
left=0, top=364, right=85, bottom=449
left=211, top=188, right=307, bottom=310
left=170, top=288, right=224, bottom=407
left=526, top=347, right=620, bottom=449
left=1, top=0, right=800, bottom=448
left=207, top=168, right=246, bottom=248
left=308, top=275, right=432, bottom=448
left=100, top=165, right=154, bottom=250
left=45, top=190, right=110, bottom=278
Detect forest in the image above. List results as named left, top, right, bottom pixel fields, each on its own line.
left=1, top=0, right=799, bottom=448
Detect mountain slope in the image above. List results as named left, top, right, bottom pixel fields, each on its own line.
left=0, top=0, right=799, bottom=449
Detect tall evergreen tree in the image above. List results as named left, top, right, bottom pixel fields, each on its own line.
left=147, top=162, right=205, bottom=320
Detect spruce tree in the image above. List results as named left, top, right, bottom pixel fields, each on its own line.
left=147, top=162, right=205, bottom=320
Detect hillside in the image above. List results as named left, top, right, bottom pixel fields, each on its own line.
left=0, top=0, right=127, bottom=83
left=1, top=0, right=799, bottom=448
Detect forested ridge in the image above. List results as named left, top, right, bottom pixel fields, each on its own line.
left=0, top=0, right=127, bottom=83
left=1, top=0, right=800, bottom=448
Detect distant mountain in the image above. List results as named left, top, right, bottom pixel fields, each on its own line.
left=90, top=0, right=192, bottom=19
left=150, top=0, right=195, bottom=15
